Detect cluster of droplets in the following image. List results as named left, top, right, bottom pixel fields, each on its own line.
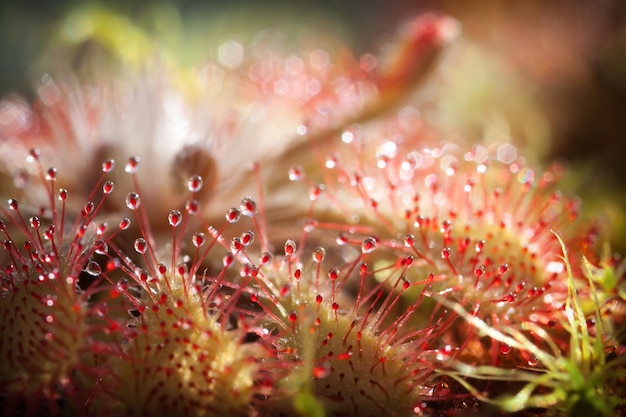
left=285, top=112, right=601, bottom=373
left=198, top=197, right=459, bottom=416
left=0, top=10, right=623, bottom=417
left=0, top=148, right=120, bottom=416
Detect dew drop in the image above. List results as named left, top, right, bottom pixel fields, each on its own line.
left=328, top=268, right=339, bottom=281
left=404, top=234, right=415, bottom=247
left=126, top=193, right=141, bottom=210
left=58, top=188, right=68, bottom=202
left=125, top=156, right=140, bottom=173
left=284, top=239, right=297, bottom=256
left=94, top=240, right=109, bottom=255
left=309, top=184, right=324, bottom=201
left=136, top=269, right=148, bottom=282
left=312, top=247, right=326, bottom=263
left=29, top=216, right=40, bottom=229
left=119, top=218, right=131, bottom=230
left=85, top=261, right=102, bottom=277
left=223, top=253, right=234, bottom=268
left=185, top=199, right=200, bottom=215
left=260, top=252, right=272, bottom=265
left=117, top=279, right=129, bottom=292
left=325, top=155, right=337, bottom=169
left=288, top=166, right=304, bottom=181
left=46, top=167, right=57, bottom=181
left=475, top=240, right=485, bottom=253
left=226, top=208, right=241, bottom=223
left=83, top=202, right=94, bottom=215
left=241, top=230, right=255, bottom=246
left=168, top=210, right=182, bottom=227
left=423, top=285, right=433, bottom=297
left=102, top=181, right=114, bottom=195
left=336, top=234, right=348, bottom=246
left=192, top=232, right=205, bottom=248
left=187, top=175, right=203, bottom=192
left=240, top=197, right=256, bottom=217
left=500, top=344, right=512, bottom=355
left=44, top=225, right=55, bottom=240
left=361, top=237, right=377, bottom=254
left=474, top=266, right=485, bottom=278
left=498, top=264, right=509, bottom=275
left=102, top=159, right=115, bottom=173
left=230, top=237, right=244, bottom=254
left=8, top=199, right=18, bottom=211
left=134, top=238, right=148, bottom=254
left=441, top=247, right=451, bottom=259
left=28, top=148, right=40, bottom=162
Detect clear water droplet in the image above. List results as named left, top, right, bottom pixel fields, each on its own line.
left=134, top=238, right=147, bottom=254
left=361, top=237, right=377, bottom=254
left=240, top=197, right=256, bottom=217
left=96, top=222, right=107, bottom=235
left=288, top=166, right=304, bottom=181
left=284, top=239, right=297, bottom=256
left=230, top=237, right=243, bottom=254
left=226, top=208, right=241, bottom=223
left=28, top=148, right=40, bottom=162
left=474, top=266, right=485, bottom=278
left=328, top=268, right=339, bottom=280
left=168, top=210, right=182, bottom=227
left=102, top=159, right=115, bottom=173
left=94, top=240, right=108, bottom=255
left=312, top=247, right=326, bottom=263
left=187, top=175, right=203, bottom=192
left=102, top=181, right=114, bottom=195
left=126, top=193, right=141, bottom=210
left=58, top=188, right=68, bottom=201
left=46, top=167, right=57, bottom=181
left=223, top=253, right=234, bottom=268
left=85, top=261, right=102, bottom=277
left=260, top=251, right=272, bottom=265
left=192, top=232, right=205, bottom=248
left=336, top=234, right=348, bottom=246
left=83, top=202, right=94, bottom=215
left=29, top=216, right=40, bottom=229
left=241, top=230, right=254, bottom=246
left=117, top=278, right=129, bottom=292
left=125, top=156, right=140, bottom=173
left=119, top=218, right=131, bottom=230
left=309, top=184, right=324, bottom=201
left=185, top=199, right=200, bottom=215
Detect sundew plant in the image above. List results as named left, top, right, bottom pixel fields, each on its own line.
left=0, top=5, right=624, bottom=417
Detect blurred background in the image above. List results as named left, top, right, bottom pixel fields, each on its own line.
left=1, top=0, right=626, bottom=250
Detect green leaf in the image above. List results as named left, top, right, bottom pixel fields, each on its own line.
left=294, top=390, right=325, bottom=417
